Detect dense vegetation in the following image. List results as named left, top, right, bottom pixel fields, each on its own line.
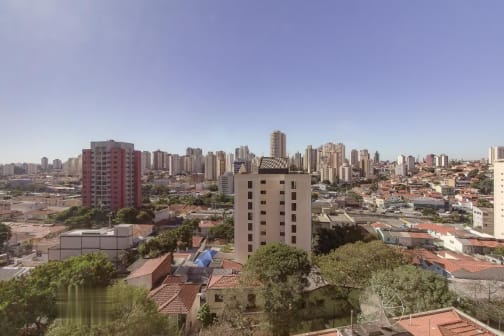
left=138, top=219, right=199, bottom=257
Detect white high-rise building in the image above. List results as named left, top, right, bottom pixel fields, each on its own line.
left=141, top=151, right=151, bottom=174
left=397, top=155, right=406, bottom=165
left=218, top=172, right=234, bottom=195
left=26, top=163, right=38, bottom=175
left=205, top=152, right=217, bottom=181
left=339, top=161, right=352, bottom=183
left=234, top=158, right=311, bottom=264
left=493, top=160, right=504, bottom=238
left=225, top=153, right=234, bottom=173
left=304, top=145, right=316, bottom=173
left=41, top=157, right=49, bottom=171
left=270, top=130, right=287, bottom=158
left=52, top=159, right=63, bottom=170
left=489, top=146, right=504, bottom=165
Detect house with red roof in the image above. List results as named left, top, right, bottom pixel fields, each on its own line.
left=149, top=283, right=201, bottom=335
left=126, top=253, right=172, bottom=290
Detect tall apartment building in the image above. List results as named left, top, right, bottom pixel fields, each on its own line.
left=216, top=151, right=226, bottom=178
left=52, top=159, right=63, bottom=170
left=374, top=151, right=380, bottom=164
left=339, top=161, right=352, bottom=183
left=350, top=149, right=359, bottom=168
left=82, top=140, right=142, bottom=212
left=425, top=154, right=435, bottom=167
left=152, top=150, right=166, bottom=170
left=359, top=149, right=372, bottom=178
left=494, top=160, right=504, bottom=238
left=435, top=154, right=449, bottom=168
left=304, top=145, right=317, bottom=173
left=407, top=155, right=416, bottom=174
left=141, top=151, right=152, bottom=174
left=489, top=146, right=504, bottom=165
left=218, top=172, right=234, bottom=195
left=41, top=157, right=49, bottom=171
left=205, top=152, right=217, bottom=181
left=234, top=158, right=311, bottom=264
left=270, top=130, right=287, bottom=158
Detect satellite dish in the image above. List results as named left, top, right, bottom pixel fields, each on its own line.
left=359, top=284, right=406, bottom=326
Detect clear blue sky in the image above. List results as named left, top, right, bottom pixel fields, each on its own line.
left=1, top=0, right=503, bottom=164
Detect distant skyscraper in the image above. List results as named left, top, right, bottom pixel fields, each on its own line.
left=359, top=149, right=371, bottom=178
left=374, top=151, right=380, bottom=163
left=205, top=152, right=217, bottom=181
left=350, top=149, right=359, bottom=168
left=270, top=130, right=287, bottom=158
left=41, top=157, right=49, bottom=171
left=407, top=155, right=416, bottom=174
left=152, top=150, right=166, bottom=170
left=425, top=154, right=435, bottom=167
left=52, top=159, right=63, bottom=170
left=82, top=140, right=142, bottom=211
left=141, top=151, right=151, bottom=174
left=489, top=146, right=504, bottom=165
left=304, top=145, right=316, bottom=173
left=435, top=154, right=449, bottom=168
left=396, top=155, right=406, bottom=165
left=225, top=153, right=234, bottom=173
left=216, top=151, right=226, bottom=178
left=494, top=160, right=504, bottom=238
left=339, top=161, right=352, bottom=183
left=235, top=146, right=250, bottom=161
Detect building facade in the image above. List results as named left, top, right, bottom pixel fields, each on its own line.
left=82, top=140, right=142, bottom=211
left=234, top=158, right=311, bottom=264
left=494, top=160, right=504, bottom=238
left=270, top=130, right=287, bottom=158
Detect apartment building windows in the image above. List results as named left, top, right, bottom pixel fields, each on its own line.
left=260, top=210, right=266, bottom=215
left=291, top=203, right=297, bottom=211
left=280, top=211, right=285, bottom=215
left=280, top=180, right=285, bottom=184
left=280, top=221, right=285, bottom=226
left=292, top=225, right=297, bottom=233
left=292, top=214, right=297, bottom=222
left=291, top=181, right=297, bottom=189
left=248, top=213, right=253, bottom=220
left=260, top=221, right=266, bottom=225
left=248, top=181, right=253, bottom=188
left=248, top=245, right=253, bottom=252
left=261, top=200, right=266, bottom=205
left=248, top=234, right=253, bottom=242
left=280, top=191, right=285, bottom=195
left=260, top=180, right=266, bottom=184
left=280, top=201, right=285, bottom=205
left=248, top=202, right=253, bottom=210
left=291, top=192, right=297, bottom=200
left=248, top=223, right=253, bottom=231
left=248, top=191, right=253, bottom=199
left=260, top=190, right=266, bottom=195
left=291, top=236, right=296, bottom=244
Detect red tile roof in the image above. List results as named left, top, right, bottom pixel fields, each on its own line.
left=466, top=239, right=504, bottom=248
left=149, top=283, right=200, bottom=315
left=163, top=275, right=184, bottom=284
left=127, top=254, right=172, bottom=279
left=222, top=259, right=243, bottom=272
left=192, top=235, right=204, bottom=248
left=416, top=223, right=457, bottom=235
left=398, top=308, right=496, bottom=336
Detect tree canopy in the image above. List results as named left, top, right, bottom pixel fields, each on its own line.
left=360, top=265, right=455, bottom=320
left=0, top=222, right=12, bottom=251
left=209, top=217, right=234, bottom=241
left=316, top=241, right=408, bottom=291
left=244, top=243, right=311, bottom=336
left=313, top=226, right=372, bottom=255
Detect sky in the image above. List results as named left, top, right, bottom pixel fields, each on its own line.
left=1, top=0, right=503, bottom=164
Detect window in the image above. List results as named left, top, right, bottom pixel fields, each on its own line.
left=280, top=231, right=285, bottom=236
left=291, top=192, right=297, bottom=200
left=248, top=244, right=253, bottom=252
left=248, top=181, right=253, bottom=188
left=291, top=181, right=297, bottom=189
left=260, top=180, right=266, bottom=184
left=260, top=220, right=266, bottom=225
left=261, top=210, right=266, bottom=215
left=280, top=221, right=285, bottom=226
left=280, top=201, right=285, bottom=205
left=248, top=223, right=253, bottom=231
left=291, top=203, right=297, bottom=211
left=260, top=241, right=266, bottom=245
left=248, top=202, right=253, bottom=210
left=215, top=294, right=224, bottom=302
left=280, top=180, right=285, bottom=184
left=292, top=214, right=297, bottom=222
left=260, top=200, right=266, bottom=205
left=292, top=225, right=297, bottom=233
left=280, top=191, right=285, bottom=195
left=247, top=294, right=256, bottom=308
left=260, top=190, right=266, bottom=195
left=248, top=234, right=253, bottom=242
left=291, top=236, right=296, bottom=244
left=260, top=231, right=266, bottom=236
left=248, top=213, right=253, bottom=220
left=248, top=191, right=253, bottom=199
left=280, top=211, right=285, bottom=215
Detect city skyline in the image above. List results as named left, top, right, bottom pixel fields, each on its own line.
left=2, top=1, right=504, bottom=163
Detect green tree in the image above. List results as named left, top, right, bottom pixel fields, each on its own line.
left=0, top=222, right=12, bottom=252
left=313, top=226, right=368, bottom=255
left=243, top=243, right=311, bottom=336
left=468, top=169, right=479, bottom=178
left=317, top=241, right=408, bottom=292
left=360, top=265, right=455, bottom=320
left=115, top=207, right=139, bottom=224
left=209, top=219, right=234, bottom=241
left=197, top=303, right=214, bottom=328
left=208, top=184, right=218, bottom=192
left=46, top=282, right=180, bottom=336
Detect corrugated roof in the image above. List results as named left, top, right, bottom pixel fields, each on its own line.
left=127, top=254, right=171, bottom=279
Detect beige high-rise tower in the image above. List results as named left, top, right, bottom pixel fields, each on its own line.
left=270, top=130, right=287, bottom=158
left=234, top=158, right=311, bottom=264
left=493, top=160, right=504, bottom=238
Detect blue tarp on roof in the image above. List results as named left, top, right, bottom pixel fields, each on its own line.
left=194, top=249, right=217, bottom=267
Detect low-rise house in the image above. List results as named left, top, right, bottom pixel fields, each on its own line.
left=126, top=253, right=172, bottom=290
left=149, top=283, right=201, bottom=335
left=377, top=229, right=439, bottom=248
left=473, top=206, right=494, bottom=235
left=409, top=249, right=504, bottom=281
left=48, top=224, right=133, bottom=261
